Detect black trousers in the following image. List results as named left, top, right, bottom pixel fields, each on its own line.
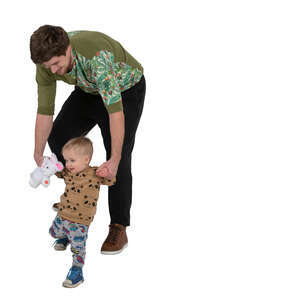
left=48, top=76, right=146, bottom=226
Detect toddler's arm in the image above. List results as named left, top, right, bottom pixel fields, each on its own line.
left=93, top=166, right=116, bottom=186
left=55, top=169, right=66, bottom=179
left=97, top=176, right=116, bottom=186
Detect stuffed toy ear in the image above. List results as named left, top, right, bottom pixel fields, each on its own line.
left=50, top=153, right=58, bottom=163
left=56, top=162, right=64, bottom=171
left=50, top=153, right=63, bottom=171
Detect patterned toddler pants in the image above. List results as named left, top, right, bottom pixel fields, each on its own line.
left=49, top=215, right=89, bottom=268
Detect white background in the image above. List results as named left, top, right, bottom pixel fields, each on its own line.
left=0, top=0, right=299, bottom=299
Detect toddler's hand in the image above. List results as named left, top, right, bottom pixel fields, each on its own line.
left=96, top=166, right=109, bottom=178
left=96, top=159, right=119, bottom=180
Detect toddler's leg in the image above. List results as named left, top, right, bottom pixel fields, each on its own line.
left=61, top=221, right=88, bottom=288
left=49, top=215, right=67, bottom=239
left=68, top=223, right=89, bottom=268
left=49, top=215, right=70, bottom=251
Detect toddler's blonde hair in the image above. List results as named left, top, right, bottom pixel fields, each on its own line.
left=62, top=137, right=93, bottom=159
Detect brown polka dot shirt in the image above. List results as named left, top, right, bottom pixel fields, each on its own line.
left=55, top=166, right=115, bottom=226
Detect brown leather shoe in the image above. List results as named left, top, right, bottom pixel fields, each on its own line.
left=101, top=224, right=128, bottom=255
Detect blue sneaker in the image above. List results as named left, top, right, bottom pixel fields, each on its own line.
left=62, top=266, right=84, bottom=288
left=53, top=237, right=69, bottom=251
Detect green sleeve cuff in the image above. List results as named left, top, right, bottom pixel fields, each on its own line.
left=37, top=106, right=55, bottom=115
left=106, top=100, right=123, bottom=114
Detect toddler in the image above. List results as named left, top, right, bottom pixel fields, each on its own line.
left=49, top=137, right=115, bottom=288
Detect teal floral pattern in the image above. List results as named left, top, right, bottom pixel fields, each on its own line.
left=67, top=32, right=143, bottom=109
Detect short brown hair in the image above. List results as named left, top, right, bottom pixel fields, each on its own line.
left=30, top=25, right=70, bottom=64
left=62, top=137, right=93, bottom=159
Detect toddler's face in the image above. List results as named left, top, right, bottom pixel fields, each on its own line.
left=62, top=148, right=90, bottom=174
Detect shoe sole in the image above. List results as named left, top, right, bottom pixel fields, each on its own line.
left=54, top=245, right=68, bottom=251
left=62, top=279, right=84, bottom=288
left=101, top=243, right=128, bottom=255
left=53, top=240, right=69, bottom=251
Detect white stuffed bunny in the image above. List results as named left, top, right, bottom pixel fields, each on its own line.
left=29, top=153, right=64, bottom=188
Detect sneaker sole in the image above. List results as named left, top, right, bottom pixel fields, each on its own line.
left=54, top=245, right=68, bottom=251
left=101, top=243, right=128, bottom=255
left=53, top=239, right=69, bottom=251
left=62, top=279, right=84, bottom=288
